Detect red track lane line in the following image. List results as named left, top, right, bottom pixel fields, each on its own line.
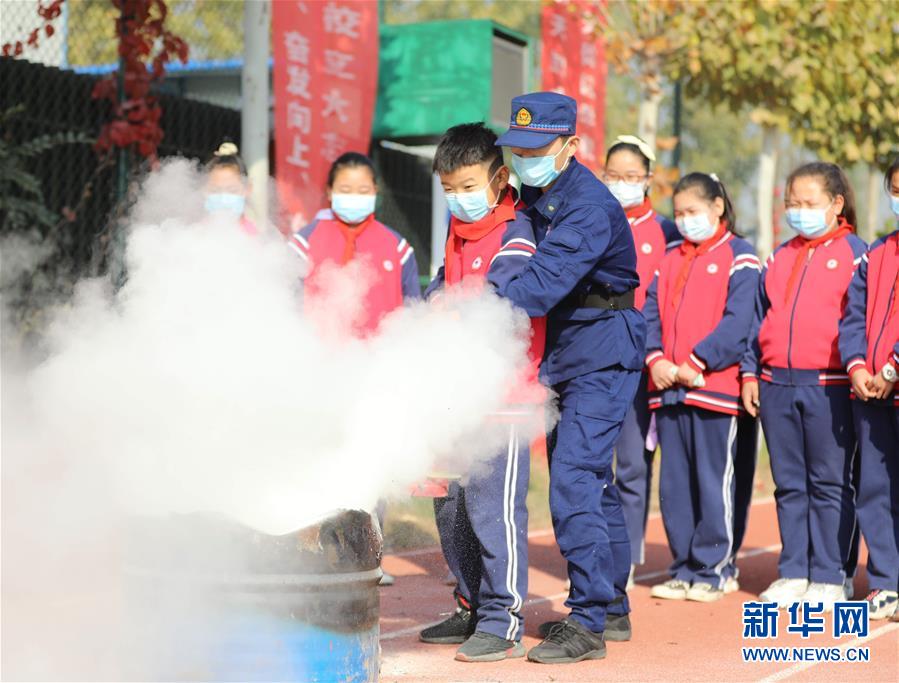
left=756, top=622, right=899, bottom=682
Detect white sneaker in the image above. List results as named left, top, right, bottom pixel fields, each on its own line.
left=626, top=564, right=635, bottom=592
left=843, top=577, right=854, bottom=600
left=687, top=582, right=724, bottom=602
left=650, top=578, right=690, bottom=600
left=724, top=576, right=740, bottom=594
left=865, top=590, right=899, bottom=620
left=759, top=578, right=809, bottom=607
left=801, top=582, right=845, bottom=612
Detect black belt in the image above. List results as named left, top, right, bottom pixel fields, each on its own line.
left=563, top=288, right=636, bottom=311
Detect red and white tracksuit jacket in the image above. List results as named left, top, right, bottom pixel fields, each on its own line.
left=645, top=226, right=761, bottom=415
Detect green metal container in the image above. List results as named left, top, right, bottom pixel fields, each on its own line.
left=373, top=20, right=532, bottom=140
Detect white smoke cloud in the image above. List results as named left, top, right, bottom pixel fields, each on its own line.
left=2, top=161, right=553, bottom=677
left=19, top=168, right=545, bottom=535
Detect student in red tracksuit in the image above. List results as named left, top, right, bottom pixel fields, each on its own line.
left=418, top=122, right=545, bottom=663
left=643, top=173, right=760, bottom=603
left=741, top=162, right=867, bottom=611
left=601, top=135, right=679, bottom=583
left=289, top=152, right=421, bottom=337
left=290, top=152, right=421, bottom=588
left=838, top=157, right=899, bottom=620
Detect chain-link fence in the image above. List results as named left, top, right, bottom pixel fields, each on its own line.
left=1, top=1, right=248, bottom=337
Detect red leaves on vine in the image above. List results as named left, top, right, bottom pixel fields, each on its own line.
left=1, top=0, right=64, bottom=57
left=92, top=0, right=189, bottom=162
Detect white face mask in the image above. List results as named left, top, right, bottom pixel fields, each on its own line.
left=608, top=181, right=646, bottom=209
left=676, top=213, right=718, bottom=243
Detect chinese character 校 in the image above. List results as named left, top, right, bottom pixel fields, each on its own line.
left=323, top=1, right=361, bottom=38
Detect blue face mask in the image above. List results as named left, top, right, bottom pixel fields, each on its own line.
left=786, top=201, right=833, bottom=239
left=445, top=169, right=501, bottom=223
left=205, top=193, right=246, bottom=216
left=331, top=193, right=376, bottom=224
left=511, top=138, right=572, bottom=188
left=676, top=213, right=718, bottom=243
left=890, top=194, right=899, bottom=218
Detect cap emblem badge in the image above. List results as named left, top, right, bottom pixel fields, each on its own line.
left=515, top=108, right=532, bottom=126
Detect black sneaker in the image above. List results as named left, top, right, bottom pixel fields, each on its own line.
left=419, top=603, right=476, bottom=644
left=454, top=631, right=525, bottom=662
left=528, top=618, right=606, bottom=664
left=538, top=613, right=631, bottom=642
left=537, top=596, right=632, bottom=642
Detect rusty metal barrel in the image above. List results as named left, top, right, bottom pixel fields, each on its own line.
left=124, top=509, right=381, bottom=682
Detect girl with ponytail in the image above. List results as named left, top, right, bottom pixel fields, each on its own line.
left=643, top=172, right=761, bottom=603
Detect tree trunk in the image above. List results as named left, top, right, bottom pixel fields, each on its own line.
left=637, top=70, right=663, bottom=153
left=242, top=0, right=271, bottom=230
left=863, top=164, right=881, bottom=242
left=756, top=124, right=779, bottom=259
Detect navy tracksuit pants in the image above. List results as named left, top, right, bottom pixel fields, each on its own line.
left=657, top=405, right=738, bottom=587
left=732, top=414, right=759, bottom=565
left=614, top=376, right=653, bottom=565
left=547, top=366, right=640, bottom=633
left=852, top=400, right=899, bottom=591
left=433, top=425, right=529, bottom=642
left=760, top=383, right=857, bottom=585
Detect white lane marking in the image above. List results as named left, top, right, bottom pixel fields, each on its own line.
left=756, top=622, right=899, bottom=682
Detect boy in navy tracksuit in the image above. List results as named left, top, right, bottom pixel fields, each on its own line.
left=838, top=157, right=899, bottom=620
left=644, top=173, right=760, bottom=602
left=741, top=162, right=866, bottom=611
left=418, top=123, right=546, bottom=662
left=496, top=93, right=645, bottom=664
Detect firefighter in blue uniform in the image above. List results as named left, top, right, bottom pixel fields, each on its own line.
left=496, top=92, right=645, bottom=664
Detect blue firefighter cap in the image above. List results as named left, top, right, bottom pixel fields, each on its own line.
left=495, top=92, right=577, bottom=149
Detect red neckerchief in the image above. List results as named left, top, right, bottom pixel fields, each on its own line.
left=625, top=197, right=653, bottom=223
left=335, top=213, right=375, bottom=264
left=444, top=191, right=517, bottom=284
left=890, top=233, right=899, bottom=321
left=783, top=217, right=852, bottom=305
left=670, top=220, right=728, bottom=311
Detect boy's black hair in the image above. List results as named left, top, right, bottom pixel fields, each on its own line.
left=674, top=172, right=740, bottom=236
left=786, top=161, right=857, bottom=227
left=433, top=122, right=503, bottom=175
left=884, top=155, right=899, bottom=192
left=327, top=152, right=377, bottom=188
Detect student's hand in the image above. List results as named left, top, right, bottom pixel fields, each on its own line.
left=867, top=371, right=896, bottom=400
left=851, top=369, right=875, bottom=401
left=741, top=381, right=760, bottom=417
left=675, top=361, right=700, bottom=387
left=650, top=359, right=678, bottom=390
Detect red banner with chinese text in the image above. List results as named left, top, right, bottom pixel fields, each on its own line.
left=273, top=0, right=379, bottom=225
left=541, top=0, right=606, bottom=170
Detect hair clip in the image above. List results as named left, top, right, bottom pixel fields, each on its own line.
left=710, top=172, right=721, bottom=183
left=615, top=134, right=656, bottom=164
left=216, top=142, right=239, bottom=157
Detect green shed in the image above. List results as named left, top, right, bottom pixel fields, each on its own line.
left=373, top=20, right=533, bottom=141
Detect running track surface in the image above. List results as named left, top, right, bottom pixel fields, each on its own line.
left=378, top=499, right=899, bottom=682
